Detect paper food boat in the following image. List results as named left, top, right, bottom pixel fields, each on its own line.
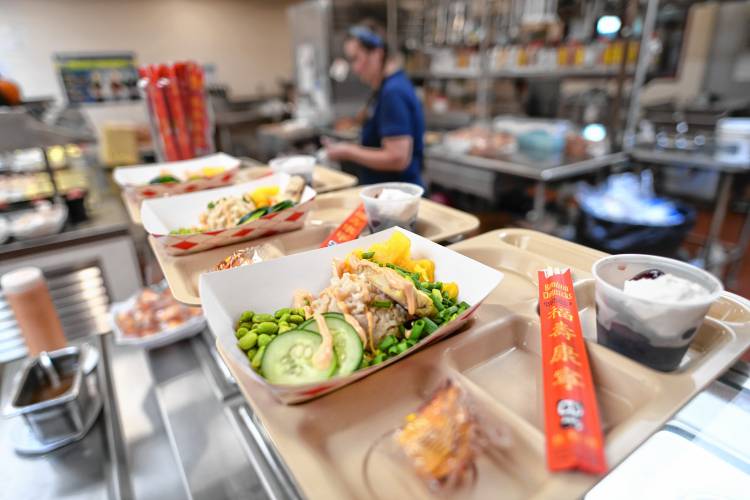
left=143, top=173, right=316, bottom=256
left=114, top=153, right=240, bottom=200
left=200, top=227, right=504, bottom=404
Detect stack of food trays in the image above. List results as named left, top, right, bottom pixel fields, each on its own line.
left=148, top=186, right=479, bottom=305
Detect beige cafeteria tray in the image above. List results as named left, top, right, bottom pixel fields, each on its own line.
left=149, top=223, right=337, bottom=306
left=310, top=187, right=480, bottom=243
left=236, top=165, right=358, bottom=193
left=153, top=191, right=478, bottom=305
left=121, top=191, right=143, bottom=225
left=217, top=228, right=750, bottom=500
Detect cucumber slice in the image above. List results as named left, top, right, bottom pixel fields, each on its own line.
left=302, top=313, right=363, bottom=377
left=261, top=330, right=337, bottom=385
left=298, top=312, right=344, bottom=330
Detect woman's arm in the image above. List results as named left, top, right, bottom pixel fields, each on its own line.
left=326, top=136, right=413, bottom=172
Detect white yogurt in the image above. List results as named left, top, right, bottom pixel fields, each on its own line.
left=623, top=273, right=711, bottom=303
left=373, top=188, right=418, bottom=220
left=377, top=188, right=413, bottom=202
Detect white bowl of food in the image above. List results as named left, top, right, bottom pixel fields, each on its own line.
left=10, top=202, right=68, bottom=240
left=110, top=283, right=205, bottom=349
left=142, top=173, right=316, bottom=255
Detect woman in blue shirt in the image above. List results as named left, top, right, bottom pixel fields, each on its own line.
left=325, top=22, right=425, bottom=187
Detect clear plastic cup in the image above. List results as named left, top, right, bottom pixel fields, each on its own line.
left=592, top=254, right=723, bottom=372
left=269, top=155, right=315, bottom=185
left=359, top=183, right=424, bottom=233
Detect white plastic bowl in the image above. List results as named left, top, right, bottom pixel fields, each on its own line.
left=269, top=155, right=315, bottom=185
left=359, top=182, right=424, bottom=233
left=10, top=204, right=68, bottom=241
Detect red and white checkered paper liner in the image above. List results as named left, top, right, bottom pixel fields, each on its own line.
left=126, top=170, right=239, bottom=201
left=153, top=201, right=314, bottom=255
left=114, top=153, right=240, bottom=202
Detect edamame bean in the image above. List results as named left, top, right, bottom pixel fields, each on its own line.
left=274, top=308, right=291, bottom=319
left=278, top=324, right=292, bottom=334
left=239, top=311, right=254, bottom=322
left=288, top=314, right=304, bottom=324
left=251, top=345, right=266, bottom=369
left=239, top=322, right=253, bottom=331
left=257, top=333, right=272, bottom=347
left=257, top=322, right=279, bottom=335
left=278, top=313, right=290, bottom=323
left=252, top=313, right=275, bottom=323
left=235, top=327, right=249, bottom=339
left=238, top=331, right=258, bottom=350
left=246, top=348, right=258, bottom=362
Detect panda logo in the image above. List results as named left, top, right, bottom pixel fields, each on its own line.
left=557, top=399, right=584, bottom=431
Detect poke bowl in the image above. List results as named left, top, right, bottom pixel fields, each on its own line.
left=200, top=227, right=503, bottom=404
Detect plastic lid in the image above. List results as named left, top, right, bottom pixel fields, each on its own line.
left=1, top=267, right=43, bottom=295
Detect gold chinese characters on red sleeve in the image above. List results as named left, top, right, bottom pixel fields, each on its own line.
left=538, top=268, right=607, bottom=474
left=320, top=203, right=368, bottom=247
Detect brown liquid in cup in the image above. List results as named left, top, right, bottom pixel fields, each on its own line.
left=28, top=374, right=76, bottom=405
left=5, top=279, right=67, bottom=356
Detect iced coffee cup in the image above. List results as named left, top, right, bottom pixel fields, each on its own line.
left=592, top=254, right=723, bottom=372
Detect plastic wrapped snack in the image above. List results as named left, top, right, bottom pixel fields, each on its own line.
left=392, top=380, right=511, bottom=494
left=395, top=380, right=477, bottom=491
left=214, top=242, right=286, bottom=271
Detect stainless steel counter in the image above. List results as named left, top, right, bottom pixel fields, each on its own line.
left=112, top=330, right=300, bottom=500
left=631, top=147, right=750, bottom=173
left=0, top=196, right=131, bottom=261
left=425, top=147, right=627, bottom=225
left=630, top=146, right=750, bottom=280
left=425, top=147, right=627, bottom=182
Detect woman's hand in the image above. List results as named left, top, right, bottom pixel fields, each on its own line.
left=323, top=140, right=354, bottom=162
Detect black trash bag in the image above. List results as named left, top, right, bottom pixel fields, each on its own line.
left=576, top=204, right=696, bottom=258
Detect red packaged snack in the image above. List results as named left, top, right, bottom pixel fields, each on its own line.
left=164, top=64, right=193, bottom=159
left=319, top=203, right=368, bottom=247
left=143, top=65, right=179, bottom=162
left=537, top=268, right=607, bottom=474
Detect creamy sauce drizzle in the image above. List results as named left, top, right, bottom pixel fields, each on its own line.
left=366, top=310, right=375, bottom=352
left=311, top=313, right=334, bottom=371
left=344, top=313, right=367, bottom=346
